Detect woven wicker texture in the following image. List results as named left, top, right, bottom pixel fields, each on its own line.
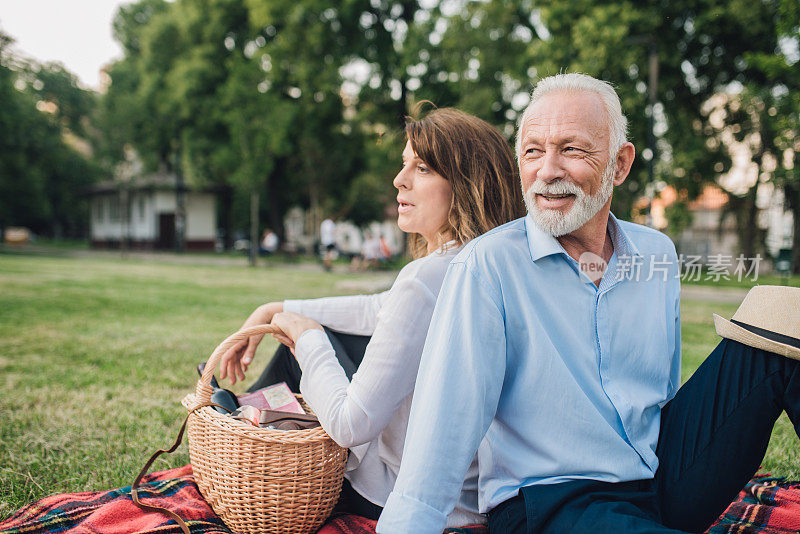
left=183, top=324, right=348, bottom=534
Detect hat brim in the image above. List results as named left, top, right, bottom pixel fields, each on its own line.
left=714, top=314, right=800, bottom=361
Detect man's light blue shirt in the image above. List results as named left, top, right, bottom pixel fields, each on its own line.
left=377, top=214, right=681, bottom=533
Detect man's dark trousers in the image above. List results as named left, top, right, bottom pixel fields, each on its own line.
left=488, top=339, right=800, bottom=533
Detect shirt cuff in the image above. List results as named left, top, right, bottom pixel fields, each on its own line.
left=376, top=491, right=448, bottom=534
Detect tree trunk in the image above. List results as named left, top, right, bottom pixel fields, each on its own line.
left=169, top=153, right=186, bottom=254
left=734, top=141, right=768, bottom=268
left=267, top=157, right=286, bottom=242
left=121, top=189, right=129, bottom=258
left=249, top=190, right=259, bottom=267
left=222, top=187, right=233, bottom=251
left=267, top=186, right=284, bottom=243
left=742, top=184, right=760, bottom=260
left=727, top=182, right=763, bottom=271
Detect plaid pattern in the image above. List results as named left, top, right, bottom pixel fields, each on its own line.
left=0, top=466, right=486, bottom=534
left=0, top=466, right=230, bottom=534
left=1, top=466, right=798, bottom=534
left=707, top=477, right=800, bottom=533
left=317, top=515, right=378, bottom=534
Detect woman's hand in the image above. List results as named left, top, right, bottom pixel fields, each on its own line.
left=270, top=311, right=324, bottom=356
left=219, top=301, right=283, bottom=385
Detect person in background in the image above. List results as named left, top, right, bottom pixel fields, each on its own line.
left=336, top=221, right=364, bottom=266
left=379, top=235, right=392, bottom=263
left=361, top=231, right=382, bottom=270
left=259, top=229, right=278, bottom=256
left=218, top=107, right=525, bottom=525
left=320, top=217, right=337, bottom=271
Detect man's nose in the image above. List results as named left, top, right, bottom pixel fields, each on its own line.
left=537, top=150, right=564, bottom=183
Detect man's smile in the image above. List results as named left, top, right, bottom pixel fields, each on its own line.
left=536, top=193, right=575, bottom=209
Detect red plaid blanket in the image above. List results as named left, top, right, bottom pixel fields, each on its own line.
left=1, top=466, right=798, bottom=534
left=0, top=466, right=228, bottom=534
left=707, top=477, right=800, bottom=533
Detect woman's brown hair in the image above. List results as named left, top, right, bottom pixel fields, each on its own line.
left=405, top=106, right=525, bottom=258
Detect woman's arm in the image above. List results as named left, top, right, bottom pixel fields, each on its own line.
left=275, top=277, right=438, bottom=448
left=285, top=292, right=387, bottom=336
left=219, top=301, right=283, bottom=384
left=219, top=291, right=387, bottom=385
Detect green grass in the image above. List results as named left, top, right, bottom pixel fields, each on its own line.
left=681, top=270, right=800, bottom=289
left=1, top=252, right=799, bottom=519
left=0, top=253, right=378, bottom=519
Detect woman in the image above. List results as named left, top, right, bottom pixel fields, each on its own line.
left=219, top=107, right=524, bottom=525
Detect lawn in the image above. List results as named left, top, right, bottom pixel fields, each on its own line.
left=1, top=252, right=799, bottom=519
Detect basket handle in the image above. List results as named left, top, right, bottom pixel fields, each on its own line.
left=195, top=324, right=282, bottom=404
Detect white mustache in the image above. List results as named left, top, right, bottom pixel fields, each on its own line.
left=527, top=180, right=583, bottom=197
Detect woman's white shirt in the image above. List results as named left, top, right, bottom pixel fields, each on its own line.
left=283, top=244, right=483, bottom=526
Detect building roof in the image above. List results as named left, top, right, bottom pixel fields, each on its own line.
left=633, top=184, right=730, bottom=229
left=642, top=184, right=730, bottom=213
left=687, top=184, right=729, bottom=210
left=87, top=172, right=229, bottom=195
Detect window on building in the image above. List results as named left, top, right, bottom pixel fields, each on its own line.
left=96, top=198, right=104, bottom=222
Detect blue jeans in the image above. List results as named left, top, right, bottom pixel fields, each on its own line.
left=488, top=339, right=800, bottom=533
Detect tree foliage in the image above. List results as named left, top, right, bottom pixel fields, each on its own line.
left=101, top=0, right=376, bottom=239
left=0, top=32, right=100, bottom=237
left=735, top=0, right=800, bottom=270
left=4, top=0, right=793, bottom=260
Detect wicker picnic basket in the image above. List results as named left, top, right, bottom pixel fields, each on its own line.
left=182, top=324, right=348, bottom=534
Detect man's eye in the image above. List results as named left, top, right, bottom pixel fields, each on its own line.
left=417, top=164, right=430, bottom=173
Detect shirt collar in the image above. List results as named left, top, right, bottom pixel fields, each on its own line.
left=606, top=212, right=641, bottom=258
left=524, top=212, right=641, bottom=263
left=429, top=239, right=461, bottom=257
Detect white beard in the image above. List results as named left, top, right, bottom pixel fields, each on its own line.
left=523, top=162, right=615, bottom=237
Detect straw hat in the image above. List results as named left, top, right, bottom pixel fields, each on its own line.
left=713, top=285, right=800, bottom=360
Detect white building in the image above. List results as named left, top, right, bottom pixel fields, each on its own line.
left=759, top=183, right=794, bottom=258
left=89, top=172, right=220, bottom=251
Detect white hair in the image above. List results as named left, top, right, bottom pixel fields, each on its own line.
left=514, top=73, right=628, bottom=159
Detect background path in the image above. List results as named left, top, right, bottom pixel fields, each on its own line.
left=681, top=285, right=749, bottom=304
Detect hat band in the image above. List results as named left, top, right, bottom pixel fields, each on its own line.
left=731, top=319, right=800, bottom=350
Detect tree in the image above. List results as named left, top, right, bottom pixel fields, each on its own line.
left=743, top=0, right=800, bottom=272
left=0, top=54, right=51, bottom=233
left=693, top=0, right=799, bottom=269
left=97, top=0, right=797, bottom=262
left=0, top=32, right=100, bottom=237
left=102, top=0, right=369, bottom=258
left=522, top=1, right=789, bottom=219
left=416, top=0, right=797, bottom=269
left=103, top=0, right=242, bottom=251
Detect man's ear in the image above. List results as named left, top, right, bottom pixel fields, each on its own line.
left=613, top=142, right=636, bottom=186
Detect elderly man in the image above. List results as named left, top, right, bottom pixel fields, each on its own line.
left=376, top=73, right=800, bottom=533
